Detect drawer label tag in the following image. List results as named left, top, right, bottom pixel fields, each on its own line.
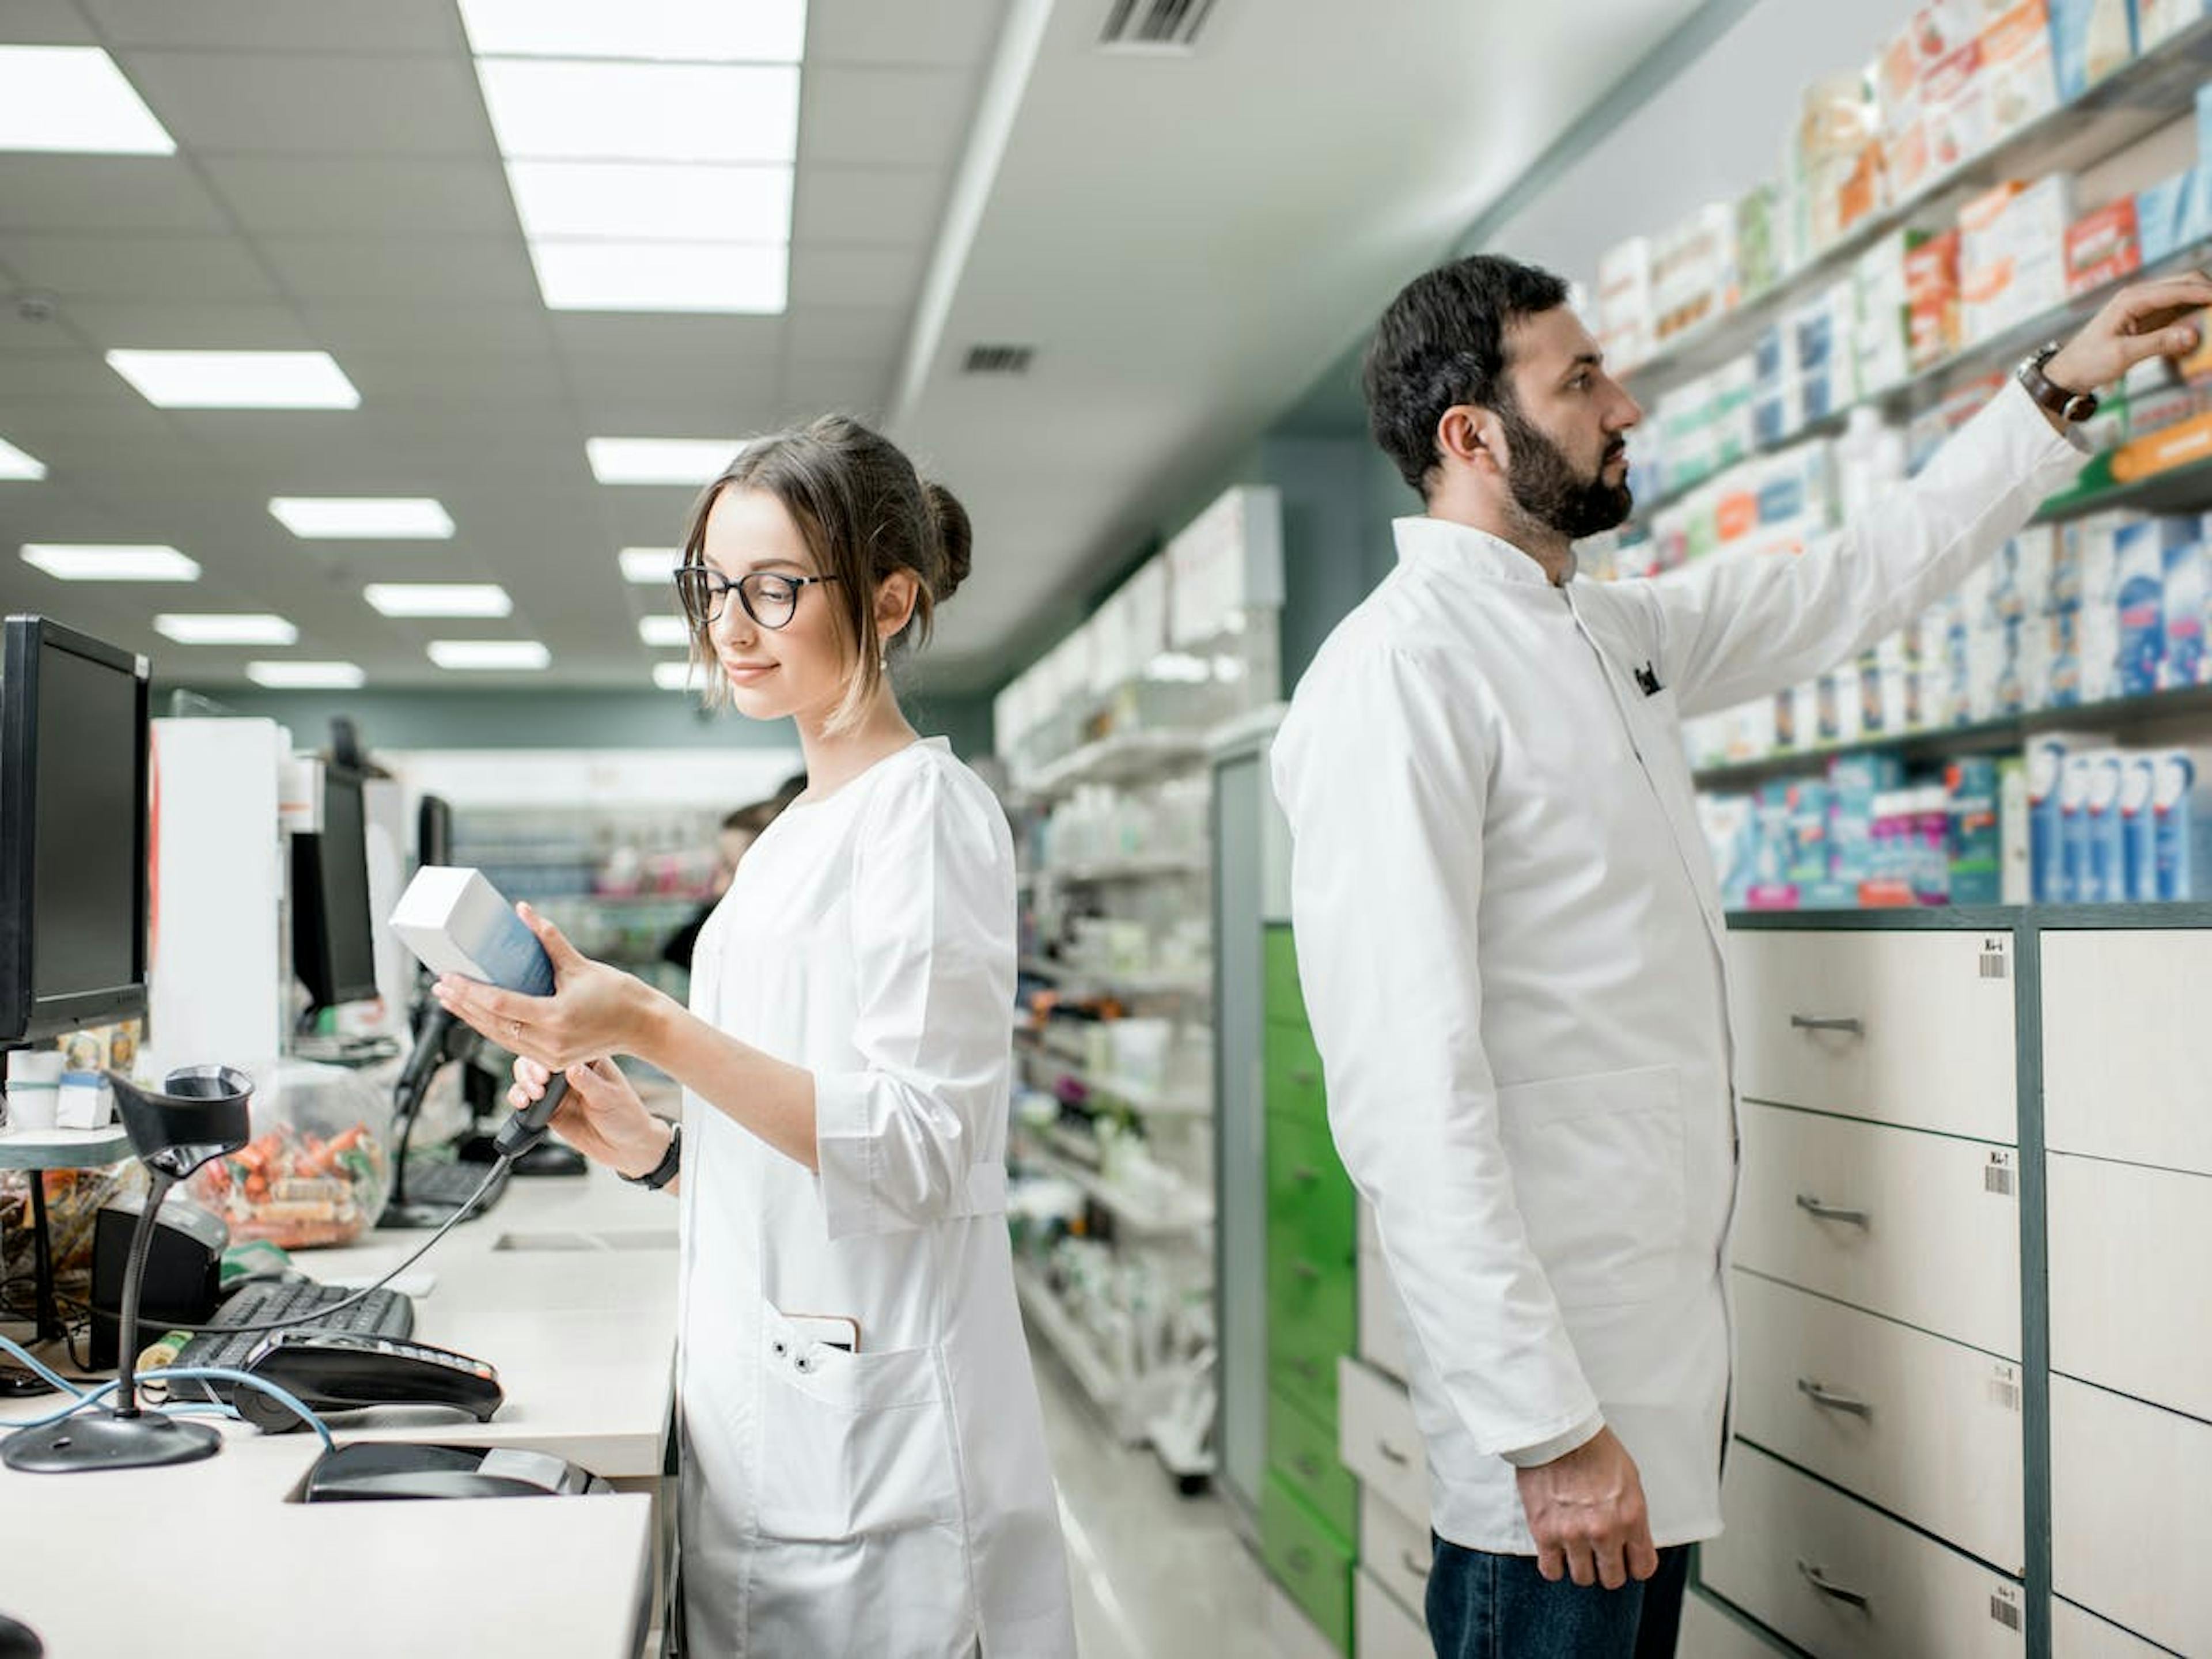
left=1984, top=1151, right=2016, bottom=1198
left=1990, top=1582, right=2023, bottom=1631
left=1979, top=936, right=2010, bottom=981
left=1989, top=1362, right=2022, bottom=1413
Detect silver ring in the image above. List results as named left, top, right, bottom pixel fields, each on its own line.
left=507, top=1019, right=522, bottom=1042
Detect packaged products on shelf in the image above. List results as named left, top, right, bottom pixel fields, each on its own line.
left=2002, top=756, right=2033, bottom=900
left=1876, top=20, right=1933, bottom=198
left=2122, top=749, right=2160, bottom=898
left=1653, top=203, right=1741, bottom=342
left=2028, top=731, right=2114, bottom=899
left=1948, top=756, right=2007, bottom=902
left=2084, top=747, right=2130, bottom=900
left=2160, top=520, right=2209, bottom=686
left=2151, top=747, right=2212, bottom=897
left=1979, top=0, right=2063, bottom=138
left=2059, top=748, right=2100, bottom=899
left=2065, top=198, right=2143, bottom=294
left=1922, top=30, right=1993, bottom=176
left=2048, top=0, right=2139, bottom=100
left=1795, top=70, right=1888, bottom=252
left=1737, top=183, right=1786, bottom=299
left=1598, top=237, right=1656, bottom=371
left=1959, top=175, right=2074, bottom=345
left=2113, top=514, right=2186, bottom=694
left=2139, top=0, right=2211, bottom=51
left=1907, top=229, right=1964, bottom=369
left=1854, top=230, right=1924, bottom=394
left=2133, top=166, right=2210, bottom=263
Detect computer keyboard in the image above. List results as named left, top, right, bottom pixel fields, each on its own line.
left=171, top=1278, right=414, bottom=1404
left=394, top=1157, right=509, bottom=1214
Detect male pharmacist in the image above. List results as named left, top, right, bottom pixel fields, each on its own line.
left=1271, top=255, right=2212, bottom=1659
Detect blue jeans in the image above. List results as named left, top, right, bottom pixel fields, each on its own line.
left=1426, top=1536, right=1689, bottom=1659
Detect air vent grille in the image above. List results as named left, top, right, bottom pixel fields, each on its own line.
left=1100, top=0, right=1217, bottom=52
left=963, top=344, right=1035, bottom=376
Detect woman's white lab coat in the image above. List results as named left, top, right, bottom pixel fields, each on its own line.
left=673, top=737, right=1076, bottom=1657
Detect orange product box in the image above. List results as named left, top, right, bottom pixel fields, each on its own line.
left=1906, top=230, right=1962, bottom=370
left=2065, top=200, right=2141, bottom=297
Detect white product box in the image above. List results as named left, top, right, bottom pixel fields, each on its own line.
left=389, top=866, right=556, bottom=996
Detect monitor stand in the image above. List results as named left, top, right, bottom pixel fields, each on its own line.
left=0, top=1055, right=65, bottom=1397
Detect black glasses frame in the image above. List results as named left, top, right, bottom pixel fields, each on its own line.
left=674, top=566, right=840, bottom=631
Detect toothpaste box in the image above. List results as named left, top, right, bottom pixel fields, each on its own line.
left=2122, top=750, right=2159, bottom=900
left=2048, top=0, right=2137, bottom=101
left=389, top=865, right=556, bottom=997
left=2162, top=522, right=2209, bottom=687
left=2084, top=748, right=2128, bottom=903
left=2028, top=731, right=2115, bottom=900
left=2151, top=747, right=2212, bottom=899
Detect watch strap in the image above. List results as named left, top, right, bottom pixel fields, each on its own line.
left=622, top=1121, right=682, bottom=1189
left=2019, top=341, right=2100, bottom=424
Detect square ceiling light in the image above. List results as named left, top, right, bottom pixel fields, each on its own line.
left=531, top=241, right=786, bottom=313
left=588, top=438, right=741, bottom=486
left=107, top=350, right=360, bottom=411
left=457, top=0, right=806, bottom=64
left=0, top=47, right=175, bottom=154
left=365, top=584, right=513, bottom=618
left=638, top=615, right=691, bottom=647
left=476, top=61, right=800, bottom=165
left=621, top=547, right=683, bottom=584
left=247, top=661, right=365, bottom=690
left=506, top=160, right=791, bottom=242
left=653, top=660, right=701, bottom=691
left=429, top=639, right=551, bottom=671
left=154, top=613, right=298, bottom=646
left=270, top=498, right=455, bottom=539
left=0, top=437, right=46, bottom=481
left=22, top=544, right=199, bottom=582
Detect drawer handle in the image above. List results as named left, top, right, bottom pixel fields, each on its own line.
left=1292, top=1165, right=1321, bottom=1184
left=1296, top=1453, right=1321, bottom=1480
left=1376, top=1439, right=1412, bottom=1466
left=1790, top=1014, right=1865, bottom=1036
left=1796, top=1194, right=1871, bottom=1228
left=1400, top=1549, right=1430, bottom=1580
left=1293, top=1357, right=1320, bottom=1378
left=1293, top=1261, right=1321, bottom=1282
left=1289, top=1547, right=1314, bottom=1574
left=1796, top=1559, right=1871, bottom=1611
left=1797, top=1377, right=1874, bottom=1419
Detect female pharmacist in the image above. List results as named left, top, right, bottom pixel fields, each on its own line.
left=434, top=416, right=1077, bottom=1657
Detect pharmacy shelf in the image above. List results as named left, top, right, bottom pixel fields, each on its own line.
left=1012, top=1260, right=1142, bottom=1442
left=1014, top=730, right=1211, bottom=800
left=1689, top=680, right=2212, bottom=792
left=1017, top=956, right=1211, bottom=999
left=1623, top=15, right=2212, bottom=397
left=1017, top=1139, right=1214, bottom=1237
left=1020, top=854, right=1210, bottom=888
left=1014, top=1033, right=1213, bottom=1118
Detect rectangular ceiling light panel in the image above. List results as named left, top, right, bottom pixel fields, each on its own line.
left=22, top=544, right=199, bottom=581
left=270, top=498, right=456, bottom=539
left=0, top=47, right=175, bottom=154
left=365, top=584, right=514, bottom=618
left=107, top=350, right=360, bottom=410
left=457, top=0, right=807, bottom=64
left=154, top=613, right=298, bottom=645
left=587, top=438, right=742, bottom=485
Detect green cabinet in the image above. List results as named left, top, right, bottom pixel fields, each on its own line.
left=1262, top=1470, right=1355, bottom=1654
left=1270, top=1386, right=1357, bottom=1539
left=1263, top=1017, right=1328, bottom=1126
left=1264, top=925, right=1308, bottom=1028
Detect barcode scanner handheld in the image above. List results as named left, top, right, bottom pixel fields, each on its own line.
left=389, top=866, right=573, bottom=1163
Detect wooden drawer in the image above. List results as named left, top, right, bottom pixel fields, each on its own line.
left=1271, top=1387, right=1356, bottom=1542
left=2042, top=931, right=2212, bottom=1175
left=1338, top=1356, right=1427, bottom=1528
left=1734, top=1102, right=2021, bottom=1358
left=1354, top=1562, right=1428, bottom=1659
left=2048, top=1153, right=2212, bottom=1423
left=1265, top=1018, right=1328, bottom=1127
left=1728, top=928, right=2017, bottom=1142
left=2051, top=1598, right=2175, bottom=1658
left=1262, top=1470, right=1354, bottom=1657
left=1733, top=1271, right=2024, bottom=1574
left=1357, top=1243, right=1409, bottom=1381
left=1702, top=1441, right=2029, bottom=1658
left=1680, top=1590, right=1797, bottom=1658
left=2051, top=1376, right=2212, bottom=1656
left=1266, top=925, right=1308, bottom=1029
left=1359, top=1489, right=1431, bottom=1628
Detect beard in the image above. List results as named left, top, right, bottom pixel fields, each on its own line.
left=1497, top=403, right=1633, bottom=540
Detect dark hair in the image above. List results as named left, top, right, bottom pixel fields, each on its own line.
left=1362, top=254, right=1572, bottom=496
left=721, top=797, right=786, bottom=836
left=677, top=414, right=972, bottom=731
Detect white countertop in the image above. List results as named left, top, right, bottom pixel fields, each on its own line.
left=0, top=1160, right=681, bottom=1657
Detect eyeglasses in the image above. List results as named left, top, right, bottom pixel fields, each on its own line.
left=673, top=566, right=840, bottom=631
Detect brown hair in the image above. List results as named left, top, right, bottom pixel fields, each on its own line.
left=722, top=797, right=785, bottom=836
left=677, top=414, right=971, bottom=732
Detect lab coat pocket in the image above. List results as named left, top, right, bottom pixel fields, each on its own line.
left=1497, top=1064, right=1687, bottom=1309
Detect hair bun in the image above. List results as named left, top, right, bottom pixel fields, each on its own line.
left=923, top=480, right=972, bottom=604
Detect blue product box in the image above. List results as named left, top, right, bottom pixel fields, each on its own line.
left=390, top=866, right=556, bottom=996
left=2122, top=751, right=2159, bottom=901
left=2059, top=749, right=2101, bottom=902
left=2113, top=517, right=2177, bottom=697
left=2085, top=751, right=2128, bottom=903
left=1946, top=757, right=2005, bottom=904
left=2137, top=169, right=2211, bottom=265
left=2162, top=529, right=2208, bottom=688
left=1786, top=781, right=1834, bottom=887
left=2049, top=0, right=2137, bottom=103
left=1827, top=753, right=1903, bottom=885
left=2153, top=749, right=2212, bottom=900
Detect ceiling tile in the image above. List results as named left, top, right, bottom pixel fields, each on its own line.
left=299, top=300, right=552, bottom=356
left=793, top=164, right=947, bottom=245
left=122, top=52, right=492, bottom=157
left=336, top=347, right=569, bottom=405
left=0, top=157, right=231, bottom=233
left=800, top=66, right=973, bottom=169
left=0, top=233, right=281, bottom=301
left=806, top=0, right=1009, bottom=68
left=0, top=1, right=97, bottom=42
left=786, top=305, right=908, bottom=363
left=202, top=155, right=516, bottom=237
left=59, top=298, right=317, bottom=350
left=545, top=312, right=785, bottom=363
left=562, top=344, right=782, bottom=406
left=0, top=348, right=128, bottom=400
left=85, top=0, right=465, bottom=54
left=789, top=242, right=927, bottom=309
left=257, top=236, right=536, bottom=303
left=780, top=361, right=891, bottom=416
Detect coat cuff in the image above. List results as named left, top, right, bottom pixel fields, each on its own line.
left=812, top=1069, right=880, bottom=1241
left=1500, top=1410, right=1606, bottom=1469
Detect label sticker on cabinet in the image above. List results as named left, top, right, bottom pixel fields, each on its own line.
left=1984, top=1150, right=2016, bottom=1197
left=1990, top=1583, right=2023, bottom=1631
left=1979, top=936, right=2010, bottom=980
left=1989, top=1362, right=2022, bottom=1413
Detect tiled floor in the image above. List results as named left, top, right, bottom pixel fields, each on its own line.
left=1031, top=1341, right=1294, bottom=1658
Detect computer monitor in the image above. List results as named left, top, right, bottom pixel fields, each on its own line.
left=416, top=793, right=454, bottom=870
left=0, top=616, right=152, bottom=1045
left=291, top=763, right=378, bottom=1014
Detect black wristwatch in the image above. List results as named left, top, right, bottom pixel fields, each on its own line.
left=2018, top=341, right=2100, bottom=424
left=621, top=1121, right=682, bottom=1190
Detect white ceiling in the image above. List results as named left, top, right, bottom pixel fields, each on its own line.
left=0, top=0, right=1706, bottom=697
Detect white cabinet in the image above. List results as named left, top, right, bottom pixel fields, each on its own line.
left=1338, top=1357, right=1427, bottom=1529
left=1354, top=1563, right=1429, bottom=1659
left=1357, top=1232, right=1409, bottom=1383
left=1679, top=1589, right=1793, bottom=1658
left=1734, top=1101, right=2021, bottom=1357
left=2050, top=1598, right=2176, bottom=1658
left=2041, top=930, right=2212, bottom=1175
left=1732, top=1271, right=2024, bottom=1574
left=2050, top=1376, right=2212, bottom=1656
left=2047, top=1152, right=2212, bottom=1423
left=1359, top=1490, right=1431, bottom=1627
left=1729, top=929, right=2017, bottom=1141
left=1702, top=1442, right=2030, bottom=1659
